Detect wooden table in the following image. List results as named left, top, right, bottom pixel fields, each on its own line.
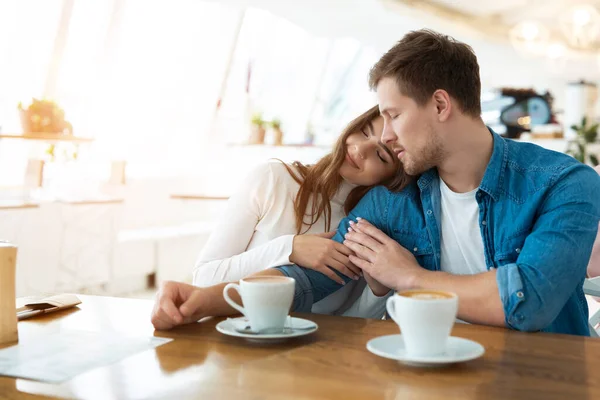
left=2, top=295, right=599, bottom=399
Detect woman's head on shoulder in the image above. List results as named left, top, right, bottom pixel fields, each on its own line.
left=336, top=106, right=401, bottom=187
left=283, top=106, right=410, bottom=234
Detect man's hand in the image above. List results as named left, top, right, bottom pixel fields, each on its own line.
left=151, top=281, right=207, bottom=330
left=343, top=218, right=423, bottom=291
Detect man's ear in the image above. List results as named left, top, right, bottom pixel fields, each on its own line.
left=432, top=89, right=451, bottom=122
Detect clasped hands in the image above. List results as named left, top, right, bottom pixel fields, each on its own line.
left=343, top=218, right=423, bottom=292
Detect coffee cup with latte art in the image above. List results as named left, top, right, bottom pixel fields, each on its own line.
left=386, top=289, right=458, bottom=357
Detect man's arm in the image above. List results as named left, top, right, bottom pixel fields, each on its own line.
left=412, top=269, right=504, bottom=326
left=344, top=219, right=504, bottom=326
left=346, top=164, right=600, bottom=331
left=274, top=186, right=391, bottom=311
left=494, top=164, right=600, bottom=331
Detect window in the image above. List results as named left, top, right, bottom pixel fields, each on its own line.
left=217, top=8, right=380, bottom=146
left=0, top=0, right=63, bottom=186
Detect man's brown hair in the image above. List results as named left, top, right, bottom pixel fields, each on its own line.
left=369, top=29, right=481, bottom=118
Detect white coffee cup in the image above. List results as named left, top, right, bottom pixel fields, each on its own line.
left=223, top=276, right=295, bottom=333
left=386, top=289, right=458, bottom=357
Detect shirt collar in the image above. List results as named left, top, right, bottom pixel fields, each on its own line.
left=478, top=128, right=507, bottom=201
left=417, top=127, right=506, bottom=201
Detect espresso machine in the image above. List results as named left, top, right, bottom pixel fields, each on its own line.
left=481, top=88, right=554, bottom=139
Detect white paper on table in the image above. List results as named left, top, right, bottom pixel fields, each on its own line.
left=0, top=330, right=172, bottom=383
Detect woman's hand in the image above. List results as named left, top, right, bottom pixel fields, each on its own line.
left=151, top=281, right=207, bottom=330
left=363, top=271, right=392, bottom=297
left=290, top=232, right=361, bottom=284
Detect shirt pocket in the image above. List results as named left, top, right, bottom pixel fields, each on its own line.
left=392, top=230, right=436, bottom=270
left=494, top=230, right=528, bottom=267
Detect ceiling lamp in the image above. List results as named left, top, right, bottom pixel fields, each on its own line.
left=545, top=41, right=568, bottom=74
left=559, top=4, right=600, bottom=49
left=509, top=21, right=550, bottom=56
left=546, top=42, right=567, bottom=59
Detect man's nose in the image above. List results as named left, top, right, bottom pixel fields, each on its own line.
left=381, top=121, right=396, bottom=144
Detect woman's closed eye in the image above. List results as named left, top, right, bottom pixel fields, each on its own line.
left=377, top=150, right=388, bottom=163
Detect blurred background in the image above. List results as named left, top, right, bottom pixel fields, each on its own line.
left=2, top=0, right=600, bottom=298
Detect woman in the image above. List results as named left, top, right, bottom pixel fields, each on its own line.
left=193, top=106, right=409, bottom=318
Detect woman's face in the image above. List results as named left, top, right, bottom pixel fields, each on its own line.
left=339, top=116, right=398, bottom=186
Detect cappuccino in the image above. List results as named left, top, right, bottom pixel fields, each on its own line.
left=242, top=276, right=293, bottom=284
left=400, top=290, right=454, bottom=300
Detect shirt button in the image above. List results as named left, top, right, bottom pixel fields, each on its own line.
left=516, top=291, right=524, bottom=298
left=481, top=220, right=487, bottom=226
left=511, top=314, right=524, bottom=324
left=477, top=192, right=481, bottom=198
left=515, top=248, right=521, bottom=254
left=413, top=247, right=418, bottom=252
left=427, top=210, right=433, bottom=215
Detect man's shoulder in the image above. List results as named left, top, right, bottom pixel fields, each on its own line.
left=506, top=140, right=577, bottom=173
left=503, top=140, right=600, bottom=200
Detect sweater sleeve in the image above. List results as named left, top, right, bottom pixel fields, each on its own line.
left=192, top=162, right=296, bottom=287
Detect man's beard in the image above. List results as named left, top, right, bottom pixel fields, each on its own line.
left=401, top=128, right=444, bottom=176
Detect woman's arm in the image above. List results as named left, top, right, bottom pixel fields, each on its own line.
left=363, top=272, right=392, bottom=297
left=193, top=163, right=295, bottom=287
left=152, top=269, right=287, bottom=330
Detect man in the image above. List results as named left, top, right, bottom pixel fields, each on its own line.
left=152, top=29, right=600, bottom=335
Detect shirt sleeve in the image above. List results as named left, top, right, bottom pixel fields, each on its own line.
left=276, top=186, right=391, bottom=312
left=192, top=162, right=295, bottom=287
left=496, top=163, right=600, bottom=331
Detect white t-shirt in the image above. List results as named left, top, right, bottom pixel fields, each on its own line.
left=439, top=179, right=487, bottom=275
left=193, top=161, right=389, bottom=319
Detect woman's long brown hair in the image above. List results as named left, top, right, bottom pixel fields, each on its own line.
left=281, top=105, right=411, bottom=234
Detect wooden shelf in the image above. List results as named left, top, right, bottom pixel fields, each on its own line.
left=0, top=133, right=94, bottom=143
left=227, top=143, right=330, bottom=149
left=170, top=194, right=229, bottom=201
left=0, top=201, right=40, bottom=210
left=0, top=197, right=123, bottom=209
left=57, top=198, right=124, bottom=206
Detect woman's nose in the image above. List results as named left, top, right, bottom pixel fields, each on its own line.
left=354, top=144, right=366, bottom=159
left=355, top=142, right=374, bottom=159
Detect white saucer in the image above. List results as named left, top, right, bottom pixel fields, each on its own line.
left=366, top=334, right=485, bottom=367
left=216, top=316, right=318, bottom=342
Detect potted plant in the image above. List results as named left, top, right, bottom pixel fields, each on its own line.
left=249, top=112, right=266, bottom=144
left=271, top=117, right=283, bottom=146
left=567, top=116, right=599, bottom=166
left=17, top=98, right=73, bottom=135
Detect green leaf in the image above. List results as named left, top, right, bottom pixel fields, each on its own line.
left=590, top=154, right=599, bottom=166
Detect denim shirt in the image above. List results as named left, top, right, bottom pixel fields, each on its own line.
left=277, top=130, right=600, bottom=335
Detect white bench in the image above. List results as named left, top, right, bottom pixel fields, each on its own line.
left=115, top=222, right=215, bottom=289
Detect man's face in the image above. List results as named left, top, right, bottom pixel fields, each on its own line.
left=376, top=77, right=444, bottom=176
